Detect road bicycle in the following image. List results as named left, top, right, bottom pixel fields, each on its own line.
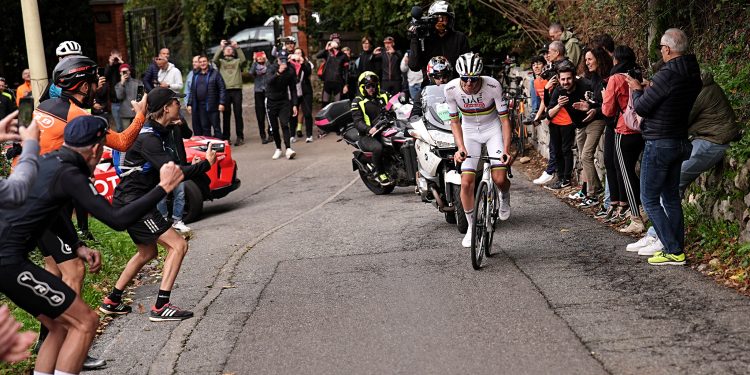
left=466, top=153, right=512, bottom=270
left=503, top=77, right=530, bottom=158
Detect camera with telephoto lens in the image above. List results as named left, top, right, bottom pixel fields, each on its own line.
left=540, top=62, right=557, bottom=80
left=409, top=6, right=438, bottom=39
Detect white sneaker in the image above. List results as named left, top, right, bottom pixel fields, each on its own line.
left=533, top=171, right=554, bottom=185
left=285, top=148, right=296, bottom=159
left=290, top=136, right=296, bottom=144
left=306, top=137, right=313, bottom=143
left=638, top=239, right=664, bottom=256
left=272, top=149, right=282, bottom=159
left=499, top=190, right=511, bottom=221
left=462, top=228, right=473, bottom=248
left=172, top=220, right=191, bottom=233
left=626, top=235, right=657, bottom=252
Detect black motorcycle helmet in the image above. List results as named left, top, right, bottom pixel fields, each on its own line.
left=53, top=55, right=98, bottom=91
left=427, top=56, right=453, bottom=83
left=358, top=71, right=380, bottom=97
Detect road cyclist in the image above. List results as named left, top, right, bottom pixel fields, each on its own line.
left=446, top=52, right=514, bottom=249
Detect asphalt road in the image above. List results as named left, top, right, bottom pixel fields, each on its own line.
left=89, top=91, right=750, bottom=374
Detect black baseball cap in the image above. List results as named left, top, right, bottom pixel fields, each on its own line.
left=64, top=115, right=109, bottom=147
left=147, top=87, right=185, bottom=113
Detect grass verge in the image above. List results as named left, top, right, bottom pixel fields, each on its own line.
left=0, top=218, right=138, bottom=374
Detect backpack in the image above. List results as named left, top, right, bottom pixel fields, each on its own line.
left=620, top=74, right=642, bottom=132
left=112, top=125, right=161, bottom=176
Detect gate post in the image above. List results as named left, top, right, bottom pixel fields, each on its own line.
left=90, top=0, right=129, bottom=66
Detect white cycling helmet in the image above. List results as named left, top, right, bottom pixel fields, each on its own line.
left=56, top=41, right=82, bottom=57
left=455, top=52, right=483, bottom=77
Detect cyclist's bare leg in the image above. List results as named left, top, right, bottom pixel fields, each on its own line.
left=57, top=258, right=86, bottom=294
left=460, top=172, right=477, bottom=213
left=43, top=256, right=61, bottom=277
left=491, top=168, right=510, bottom=193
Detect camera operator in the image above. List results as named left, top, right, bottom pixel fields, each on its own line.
left=407, top=0, right=469, bottom=83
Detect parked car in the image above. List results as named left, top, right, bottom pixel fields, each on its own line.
left=94, top=137, right=241, bottom=223
left=206, top=26, right=275, bottom=61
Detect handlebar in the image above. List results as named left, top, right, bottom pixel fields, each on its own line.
left=460, top=154, right=513, bottom=178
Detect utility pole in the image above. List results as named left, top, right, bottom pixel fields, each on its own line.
left=21, top=0, right=48, bottom=106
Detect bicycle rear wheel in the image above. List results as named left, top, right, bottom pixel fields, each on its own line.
left=514, top=112, right=526, bottom=157
left=471, top=181, right=490, bottom=270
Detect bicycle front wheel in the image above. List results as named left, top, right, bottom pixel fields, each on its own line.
left=471, top=181, right=490, bottom=270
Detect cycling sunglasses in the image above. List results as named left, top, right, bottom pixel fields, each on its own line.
left=364, top=83, right=378, bottom=89
left=460, top=76, right=479, bottom=82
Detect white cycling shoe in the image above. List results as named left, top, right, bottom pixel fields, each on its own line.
left=462, top=228, right=473, bottom=248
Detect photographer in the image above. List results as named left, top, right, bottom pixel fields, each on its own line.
left=407, top=0, right=469, bottom=83
left=114, top=64, right=141, bottom=131
left=315, top=38, right=349, bottom=107
left=372, top=36, right=405, bottom=95
left=213, top=39, right=247, bottom=145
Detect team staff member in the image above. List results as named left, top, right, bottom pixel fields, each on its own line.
left=101, top=88, right=217, bottom=321
left=408, top=1, right=469, bottom=83
left=0, top=115, right=184, bottom=374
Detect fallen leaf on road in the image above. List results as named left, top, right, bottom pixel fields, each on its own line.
left=560, top=228, right=569, bottom=232
left=222, top=285, right=236, bottom=289
left=137, top=303, right=146, bottom=314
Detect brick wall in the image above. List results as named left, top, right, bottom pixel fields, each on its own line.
left=91, top=3, right=128, bottom=66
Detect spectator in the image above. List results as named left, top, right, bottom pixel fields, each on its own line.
left=143, top=47, right=171, bottom=92
left=532, top=41, right=572, bottom=185
left=16, top=69, right=31, bottom=106
left=523, top=55, right=545, bottom=124
left=602, top=45, right=645, bottom=233
left=187, top=55, right=226, bottom=137
left=408, top=0, right=469, bottom=83
left=591, top=33, right=615, bottom=57
left=341, top=47, right=359, bottom=101
left=250, top=51, right=272, bottom=144
left=0, top=78, right=15, bottom=118
left=213, top=39, right=247, bottom=145
left=104, top=50, right=125, bottom=130
left=184, top=56, right=200, bottom=108
left=266, top=56, right=298, bottom=160
left=570, top=48, right=612, bottom=207
left=372, top=36, right=405, bottom=95
left=114, top=64, right=141, bottom=131
left=626, top=68, right=740, bottom=256
left=0, top=305, right=36, bottom=363
left=401, top=51, right=424, bottom=100
left=272, top=36, right=297, bottom=58
left=315, top=39, right=349, bottom=107
left=546, top=64, right=591, bottom=189
left=628, top=28, right=702, bottom=265
left=155, top=54, right=183, bottom=92
left=41, top=40, right=84, bottom=102
left=549, top=23, right=582, bottom=67
left=157, top=116, right=193, bottom=234
left=357, top=36, right=380, bottom=75
left=292, top=48, right=314, bottom=142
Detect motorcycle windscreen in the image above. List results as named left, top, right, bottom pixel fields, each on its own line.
left=421, top=85, right=453, bottom=131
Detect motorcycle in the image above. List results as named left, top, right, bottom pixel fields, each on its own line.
left=407, top=85, right=469, bottom=233
left=314, top=99, right=418, bottom=195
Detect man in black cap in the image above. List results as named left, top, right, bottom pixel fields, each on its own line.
left=0, top=115, right=184, bottom=374
left=101, top=87, right=218, bottom=322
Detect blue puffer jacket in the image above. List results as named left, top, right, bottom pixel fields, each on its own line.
left=632, top=54, right=702, bottom=140
left=188, top=68, right=226, bottom=112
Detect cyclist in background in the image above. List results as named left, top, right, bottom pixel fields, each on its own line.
left=445, top=52, right=513, bottom=247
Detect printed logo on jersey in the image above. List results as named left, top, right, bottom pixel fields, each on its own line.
left=88, top=183, right=98, bottom=196
left=17, top=271, right=66, bottom=306
left=34, top=112, right=55, bottom=129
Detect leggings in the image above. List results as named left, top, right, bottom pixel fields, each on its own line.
left=549, top=124, right=575, bottom=181
left=254, top=91, right=268, bottom=139
left=299, top=93, right=313, bottom=137
left=615, top=132, right=645, bottom=217
left=222, top=89, right=244, bottom=141
left=603, top=125, right=620, bottom=204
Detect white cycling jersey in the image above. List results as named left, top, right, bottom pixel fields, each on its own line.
left=444, top=76, right=509, bottom=172
left=443, top=76, right=509, bottom=127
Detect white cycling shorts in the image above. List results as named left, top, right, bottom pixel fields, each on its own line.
left=461, top=122, right=506, bottom=173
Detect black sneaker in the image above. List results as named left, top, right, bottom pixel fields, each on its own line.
left=149, top=303, right=194, bottom=322
left=578, top=197, right=598, bottom=207
left=261, top=137, right=271, bottom=144
left=234, top=137, right=244, bottom=146
left=296, top=130, right=304, bottom=138
left=548, top=179, right=571, bottom=190
left=594, top=205, right=609, bottom=217
left=99, top=297, right=132, bottom=315
left=83, top=355, right=107, bottom=370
